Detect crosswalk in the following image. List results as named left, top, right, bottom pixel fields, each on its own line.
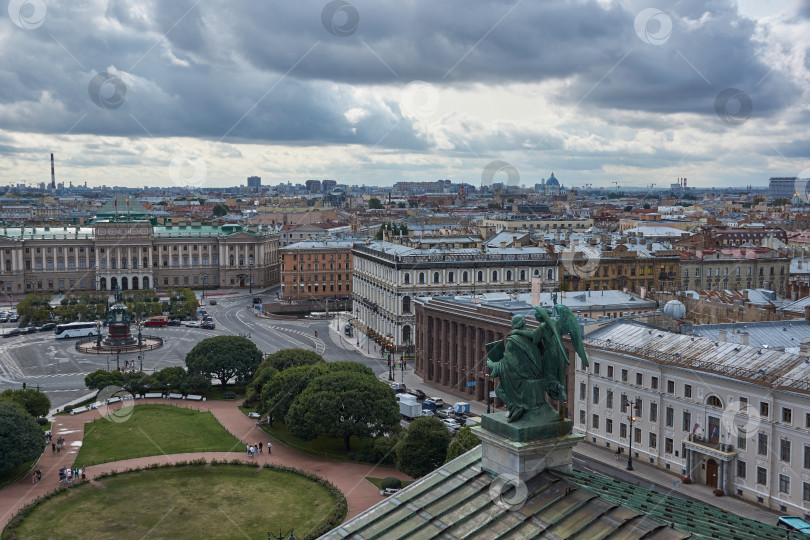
left=267, top=325, right=325, bottom=354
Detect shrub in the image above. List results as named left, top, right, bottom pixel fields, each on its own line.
left=223, top=391, right=235, bottom=400
left=381, top=477, right=402, bottom=490
left=63, top=405, right=73, bottom=413
left=36, top=417, right=48, bottom=426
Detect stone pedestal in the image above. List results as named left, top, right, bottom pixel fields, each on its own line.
left=472, top=422, right=583, bottom=482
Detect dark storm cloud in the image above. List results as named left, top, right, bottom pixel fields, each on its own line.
left=0, top=0, right=802, bottom=146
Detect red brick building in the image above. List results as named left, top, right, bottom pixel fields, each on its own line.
left=280, top=240, right=354, bottom=300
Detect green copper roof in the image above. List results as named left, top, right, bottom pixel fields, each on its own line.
left=96, top=196, right=150, bottom=218
left=0, top=226, right=94, bottom=240
left=323, top=446, right=786, bottom=540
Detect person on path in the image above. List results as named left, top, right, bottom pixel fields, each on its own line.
left=51, top=442, right=55, bottom=454
left=56, top=443, right=61, bottom=454
left=81, top=467, right=86, bottom=480
left=246, top=444, right=251, bottom=456
left=258, top=442, right=262, bottom=454
left=267, top=442, right=272, bottom=454
left=36, top=469, right=42, bottom=482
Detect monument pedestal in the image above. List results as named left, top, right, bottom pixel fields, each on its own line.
left=473, top=412, right=583, bottom=482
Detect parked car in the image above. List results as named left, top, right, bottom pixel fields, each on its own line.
left=443, top=418, right=461, bottom=429
left=208, top=299, right=217, bottom=305
left=0, top=316, right=8, bottom=324
left=9, top=314, right=19, bottom=322
left=40, top=323, right=56, bottom=331
left=25, top=326, right=39, bottom=334
left=421, top=400, right=438, bottom=411
left=185, top=321, right=201, bottom=328
left=203, top=316, right=213, bottom=322
left=420, top=409, right=434, bottom=417
left=248, top=412, right=260, bottom=419
left=430, top=397, right=444, bottom=408
left=167, top=319, right=181, bottom=326
left=434, top=410, right=449, bottom=420
left=3, top=328, right=21, bottom=338
left=201, top=321, right=215, bottom=330
left=380, top=488, right=400, bottom=496
left=389, top=384, right=407, bottom=394
left=407, top=389, right=427, bottom=400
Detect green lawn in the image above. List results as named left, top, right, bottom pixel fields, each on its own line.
left=75, top=404, right=243, bottom=466
left=238, top=407, right=377, bottom=462
left=5, top=465, right=336, bottom=540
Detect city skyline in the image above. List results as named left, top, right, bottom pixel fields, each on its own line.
left=0, top=0, right=807, bottom=189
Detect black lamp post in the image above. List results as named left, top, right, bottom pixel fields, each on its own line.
left=625, top=398, right=639, bottom=471
left=268, top=528, right=295, bottom=540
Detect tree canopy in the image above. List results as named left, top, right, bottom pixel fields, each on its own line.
left=259, top=364, right=327, bottom=418
left=396, top=417, right=451, bottom=477
left=263, top=349, right=324, bottom=372
left=368, top=197, right=383, bottom=209
left=0, top=402, right=45, bottom=471
left=445, top=426, right=481, bottom=462
left=84, top=369, right=126, bottom=391
left=185, top=336, right=262, bottom=389
left=212, top=204, right=229, bottom=217
left=286, top=371, right=400, bottom=450
left=0, top=388, right=51, bottom=418
left=245, top=364, right=278, bottom=407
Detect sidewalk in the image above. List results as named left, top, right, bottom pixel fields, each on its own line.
left=328, top=312, right=387, bottom=360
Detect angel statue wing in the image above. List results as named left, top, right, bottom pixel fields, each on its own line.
left=533, top=306, right=567, bottom=362
left=555, top=304, right=589, bottom=368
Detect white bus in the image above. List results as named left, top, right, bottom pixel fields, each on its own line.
left=54, top=321, right=100, bottom=339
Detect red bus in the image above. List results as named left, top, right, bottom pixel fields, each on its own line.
left=144, top=315, right=168, bottom=327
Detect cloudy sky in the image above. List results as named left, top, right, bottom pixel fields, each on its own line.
left=0, top=0, right=807, bottom=189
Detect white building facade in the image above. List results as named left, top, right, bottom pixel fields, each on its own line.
left=575, top=322, right=810, bottom=516
left=351, top=241, right=558, bottom=351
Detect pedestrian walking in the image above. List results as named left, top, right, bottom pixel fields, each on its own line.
left=258, top=442, right=262, bottom=454
left=36, top=469, right=42, bottom=482
left=246, top=444, right=251, bottom=456
left=267, top=442, right=272, bottom=454
left=81, top=467, right=86, bottom=480
left=52, top=442, right=56, bottom=454
left=56, top=442, right=61, bottom=454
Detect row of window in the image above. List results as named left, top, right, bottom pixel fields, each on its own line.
left=286, top=263, right=350, bottom=271
left=402, top=268, right=554, bottom=285
left=290, top=253, right=345, bottom=260
left=683, top=266, right=785, bottom=278
left=290, top=284, right=350, bottom=294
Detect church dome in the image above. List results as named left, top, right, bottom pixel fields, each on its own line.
left=545, top=172, right=560, bottom=186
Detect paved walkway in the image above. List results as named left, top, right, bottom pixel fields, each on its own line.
left=0, top=398, right=409, bottom=531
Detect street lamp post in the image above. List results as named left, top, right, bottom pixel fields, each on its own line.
left=625, top=398, right=639, bottom=471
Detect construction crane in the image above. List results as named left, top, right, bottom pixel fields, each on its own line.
left=584, top=183, right=592, bottom=190
left=612, top=181, right=620, bottom=191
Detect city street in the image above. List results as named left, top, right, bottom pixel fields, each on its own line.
left=0, top=289, right=388, bottom=410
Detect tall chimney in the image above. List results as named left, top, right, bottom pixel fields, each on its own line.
left=50, top=153, right=55, bottom=189
left=739, top=331, right=749, bottom=346
left=719, top=329, right=727, bottom=342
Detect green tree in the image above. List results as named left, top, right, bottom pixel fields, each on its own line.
left=185, top=335, right=263, bottom=389
left=122, top=371, right=155, bottom=395
left=259, top=364, right=326, bottom=418
left=397, top=202, right=406, bottom=208
left=643, top=203, right=651, bottom=209
left=396, top=417, right=451, bottom=477
left=264, top=349, right=324, bottom=372
left=368, top=197, right=383, bottom=209
left=445, top=426, right=481, bottom=462
left=0, top=389, right=51, bottom=418
left=286, top=371, right=400, bottom=450
left=244, top=364, right=278, bottom=407
left=153, top=366, right=187, bottom=392
left=180, top=373, right=212, bottom=395
left=84, top=369, right=126, bottom=391
left=408, top=200, right=418, bottom=208
left=212, top=204, right=229, bottom=217
left=0, top=402, right=45, bottom=471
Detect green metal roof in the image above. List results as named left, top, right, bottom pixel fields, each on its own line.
left=0, top=226, right=94, bottom=240
left=321, top=447, right=705, bottom=539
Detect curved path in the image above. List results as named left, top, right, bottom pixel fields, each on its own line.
left=0, top=398, right=410, bottom=530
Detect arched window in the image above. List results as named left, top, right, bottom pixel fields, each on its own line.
left=492, top=270, right=499, bottom=282
left=462, top=271, right=469, bottom=283
left=433, top=272, right=440, bottom=284
left=506, top=270, right=512, bottom=281
left=404, top=273, right=410, bottom=284
left=402, top=296, right=411, bottom=314
left=477, top=271, right=483, bottom=282
left=547, top=269, right=554, bottom=280
left=419, top=272, right=425, bottom=284
left=706, top=395, right=723, bottom=408
left=534, top=269, right=541, bottom=277
left=448, top=271, right=455, bottom=283
left=402, top=325, right=412, bottom=345
left=520, top=270, right=526, bottom=281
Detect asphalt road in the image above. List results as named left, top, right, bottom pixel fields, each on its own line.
left=0, top=289, right=386, bottom=411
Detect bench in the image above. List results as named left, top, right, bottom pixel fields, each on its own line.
left=186, top=395, right=203, bottom=401
left=143, top=392, right=163, bottom=399
left=107, top=397, right=121, bottom=404
left=167, top=393, right=183, bottom=399
left=70, top=406, right=89, bottom=415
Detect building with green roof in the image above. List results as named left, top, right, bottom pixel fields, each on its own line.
left=0, top=197, right=279, bottom=294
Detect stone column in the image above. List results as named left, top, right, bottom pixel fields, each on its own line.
left=719, top=460, right=726, bottom=492
left=41, top=247, right=46, bottom=270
